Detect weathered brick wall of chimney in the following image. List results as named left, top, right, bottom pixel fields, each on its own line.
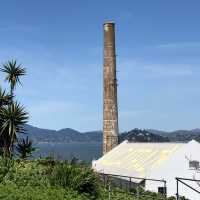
left=103, top=22, right=119, bottom=155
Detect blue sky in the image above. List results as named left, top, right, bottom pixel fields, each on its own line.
left=0, top=0, right=200, bottom=132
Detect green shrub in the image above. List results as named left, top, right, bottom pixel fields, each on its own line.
left=0, top=183, right=88, bottom=200
left=167, top=197, right=176, bottom=200
left=0, top=157, right=14, bottom=182
left=0, top=158, right=178, bottom=200
left=1, top=160, right=48, bottom=187
left=48, top=162, right=100, bottom=199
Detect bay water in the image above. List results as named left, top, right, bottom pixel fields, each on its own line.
left=34, top=142, right=102, bottom=162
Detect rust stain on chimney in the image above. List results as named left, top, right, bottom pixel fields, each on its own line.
left=103, top=22, right=119, bottom=155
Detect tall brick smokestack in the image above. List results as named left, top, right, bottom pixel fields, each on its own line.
left=103, top=22, right=119, bottom=155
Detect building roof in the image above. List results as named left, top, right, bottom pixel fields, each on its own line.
left=93, top=140, right=185, bottom=179
left=93, top=140, right=200, bottom=199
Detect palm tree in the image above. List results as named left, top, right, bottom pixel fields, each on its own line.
left=16, top=137, right=36, bottom=159
left=0, top=60, right=26, bottom=99
left=0, top=102, right=28, bottom=157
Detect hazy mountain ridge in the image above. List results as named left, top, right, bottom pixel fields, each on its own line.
left=148, top=128, right=200, bottom=142
left=21, top=124, right=102, bottom=143
left=120, top=129, right=170, bottom=143
left=21, top=124, right=200, bottom=143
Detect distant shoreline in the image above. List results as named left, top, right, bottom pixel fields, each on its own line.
left=35, top=141, right=102, bottom=144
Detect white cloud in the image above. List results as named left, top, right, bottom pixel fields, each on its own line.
left=143, top=64, right=193, bottom=77
left=28, top=100, right=101, bottom=131
left=156, top=42, right=200, bottom=49
left=118, top=59, right=193, bottom=80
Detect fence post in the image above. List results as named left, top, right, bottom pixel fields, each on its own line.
left=136, top=184, right=139, bottom=200
left=164, top=180, right=167, bottom=199
left=129, top=177, right=131, bottom=192
left=176, top=178, right=179, bottom=200
left=108, top=183, right=111, bottom=200
left=103, top=173, right=105, bottom=186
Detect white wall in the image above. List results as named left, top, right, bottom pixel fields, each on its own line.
left=146, top=141, right=200, bottom=200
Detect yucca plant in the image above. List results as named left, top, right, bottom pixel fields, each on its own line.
left=0, top=60, right=26, bottom=99
left=0, top=60, right=28, bottom=157
left=16, top=137, right=36, bottom=159
left=0, top=87, right=12, bottom=107
left=0, top=88, right=13, bottom=154
left=0, top=102, right=28, bottom=157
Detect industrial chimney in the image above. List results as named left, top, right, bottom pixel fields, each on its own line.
left=103, top=22, right=119, bottom=154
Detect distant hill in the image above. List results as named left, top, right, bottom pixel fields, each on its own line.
left=147, top=128, right=200, bottom=142
left=20, top=124, right=200, bottom=143
left=163, top=130, right=200, bottom=142
left=119, top=129, right=170, bottom=143
left=20, top=124, right=102, bottom=143
left=147, top=129, right=169, bottom=136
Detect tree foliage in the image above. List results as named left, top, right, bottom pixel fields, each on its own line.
left=0, top=60, right=28, bottom=157
left=0, top=60, right=26, bottom=97
left=16, top=137, right=36, bottom=159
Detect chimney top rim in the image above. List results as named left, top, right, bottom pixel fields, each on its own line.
left=104, top=21, right=115, bottom=25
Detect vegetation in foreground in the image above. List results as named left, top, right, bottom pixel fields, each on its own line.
left=0, top=157, right=179, bottom=200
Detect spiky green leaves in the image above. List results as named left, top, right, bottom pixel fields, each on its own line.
left=0, top=60, right=26, bottom=93
left=0, top=87, right=12, bottom=107
left=0, top=102, right=28, bottom=146
left=0, top=60, right=28, bottom=157
left=16, top=137, right=36, bottom=159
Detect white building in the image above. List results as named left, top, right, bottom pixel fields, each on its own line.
left=92, top=140, right=200, bottom=199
